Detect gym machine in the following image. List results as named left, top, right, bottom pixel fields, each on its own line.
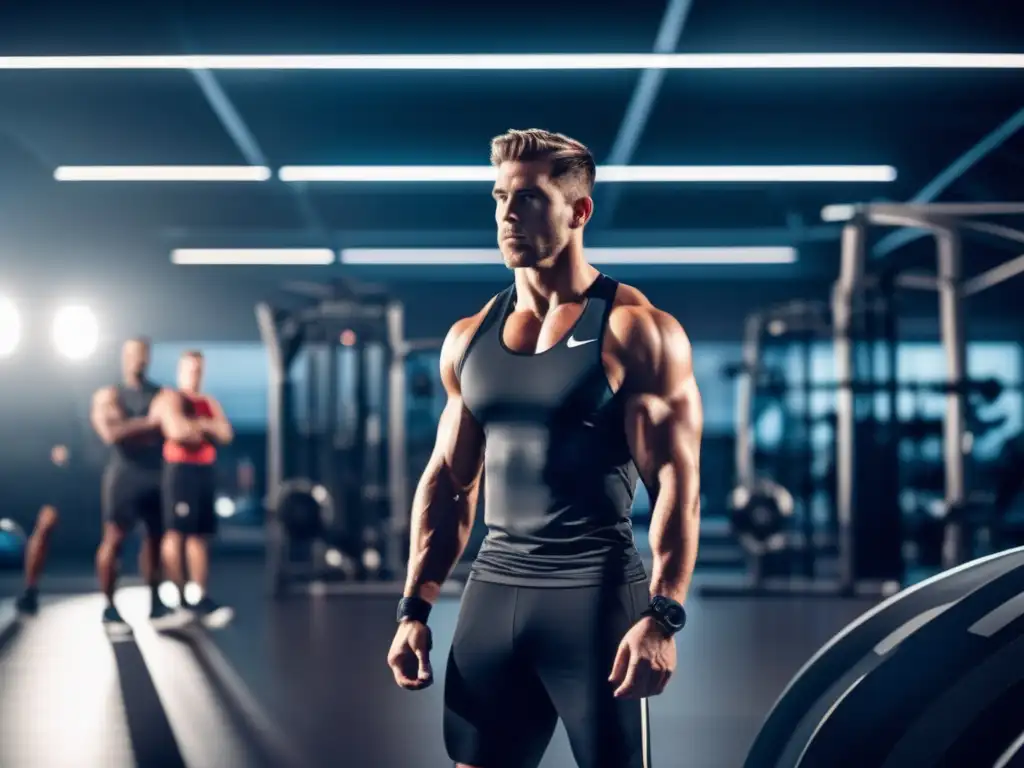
left=823, top=202, right=1024, bottom=573
left=705, top=291, right=902, bottom=598
left=255, top=280, right=442, bottom=597
left=706, top=201, right=1024, bottom=596
left=744, top=544, right=1024, bottom=768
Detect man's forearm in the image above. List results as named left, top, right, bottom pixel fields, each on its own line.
left=404, top=464, right=477, bottom=604
left=647, top=467, right=701, bottom=605
left=197, top=418, right=233, bottom=444
left=108, top=417, right=157, bottom=443
left=161, top=413, right=204, bottom=443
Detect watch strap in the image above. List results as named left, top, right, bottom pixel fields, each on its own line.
left=642, top=595, right=687, bottom=635
left=397, top=596, right=432, bottom=625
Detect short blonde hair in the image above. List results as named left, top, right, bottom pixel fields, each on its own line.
left=490, top=128, right=596, bottom=199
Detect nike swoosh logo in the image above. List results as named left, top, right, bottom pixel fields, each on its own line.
left=566, top=336, right=597, bottom=348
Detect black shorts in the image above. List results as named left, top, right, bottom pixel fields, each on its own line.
left=162, top=462, right=218, bottom=536
left=444, top=578, right=652, bottom=768
left=101, top=465, right=163, bottom=535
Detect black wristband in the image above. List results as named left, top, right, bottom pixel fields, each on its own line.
left=397, top=596, right=432, bottom=625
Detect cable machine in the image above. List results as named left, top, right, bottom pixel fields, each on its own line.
left=255, top=279, right=439, bottom=597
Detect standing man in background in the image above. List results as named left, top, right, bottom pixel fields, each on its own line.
left=151, top=349, right=235, bottom=628
left=90, top=337, right=174, bottom=634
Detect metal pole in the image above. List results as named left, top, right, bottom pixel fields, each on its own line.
left=362, top=342, right=385, bottom=576
left=385, top=301, right=409, bottom=580
left=255, top=303, right=286, bottom=595
left=936, top=228, right=969, bottom=568
left=962, top=252, right=1024, bottom=297
left=832, top=220, right=867, bottom=592
left=735, top=312, right=764, bottom=489
left=800, top=330, right=816, bottom=579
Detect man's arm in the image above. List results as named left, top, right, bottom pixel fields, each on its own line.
left=196, top=398, right=234, bottom=445
left=151, top=390, right=205, bottom=444
left=90, top=386, right=158, bottom=445
left=404, top=317, right=487, bottom=605
left=619, top=307, right=703, bottom=605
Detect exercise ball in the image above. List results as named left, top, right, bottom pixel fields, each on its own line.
left=745, top=545, right=1024, bottom=768
left=0, top=518, right=27, bottom=569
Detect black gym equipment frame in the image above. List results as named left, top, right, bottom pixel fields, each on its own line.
left=704, top=201, right=1024, bottom=599
left=706, top=295, right=902, bottom=599
left=256, top=282, right=442, bottom=597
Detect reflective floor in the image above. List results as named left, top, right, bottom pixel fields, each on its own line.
left=0, top=587, right=277, bottom=768
left=0, top=557, right=879, bottom=768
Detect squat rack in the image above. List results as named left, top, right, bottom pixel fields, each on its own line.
left=255, top=282, right=440, bottom=596
left=824, top=201, right=1024, bottom=578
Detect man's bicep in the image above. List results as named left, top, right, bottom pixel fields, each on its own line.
left=207, top=397, right=231, bottom=423
left=433, top=396, right=485, bottom=491
left=625, top=310, right=703, bottom=480
left=90, top=388, right=119, bottom=432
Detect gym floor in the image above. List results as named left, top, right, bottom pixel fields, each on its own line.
left=0, top=545, right=879, bottom=768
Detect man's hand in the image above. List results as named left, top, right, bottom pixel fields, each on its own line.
left=387, top=620, right=434, bottom=691
left=608, top=617, right=677, bottom=699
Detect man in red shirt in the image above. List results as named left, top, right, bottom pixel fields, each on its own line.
left=150, top=349, right=235, bottom=628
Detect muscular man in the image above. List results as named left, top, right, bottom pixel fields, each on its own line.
left=151, top=350, right=234, bottom=628
left=91, top=338, right=174, bottom=633
left=15, top=445, right=70, bottom=615
left=387, top=129, right=703, bottom=768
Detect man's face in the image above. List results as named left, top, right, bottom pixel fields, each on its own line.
left=122, top=340, right=149, bottom=381
left=177, top=355, right=203, bottom=392
left=493, top=160, right=581, bottom=269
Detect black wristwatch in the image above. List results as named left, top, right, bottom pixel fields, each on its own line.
left=641, top=595, right=687, bottom=636
left=397, top=596, right=432, bottom=625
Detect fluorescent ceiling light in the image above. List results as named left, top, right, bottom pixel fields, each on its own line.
left=281, top=165, right=896, bottom=183
left=821, top=205, right=858, bottom=222
left=55, top=165, right=271, bottom=182
left=2, top=53, right=1023, bottom=70
left=340, top=247, right=797, bottom=266
left=171, top=248, right=336, bottom=265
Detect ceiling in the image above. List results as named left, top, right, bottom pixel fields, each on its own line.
left=1, top=0, right=1023, bottom=299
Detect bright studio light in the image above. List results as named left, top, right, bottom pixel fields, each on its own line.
left=1, top=53, right=1023, bottom=71
left=0, top=296, right=20, bottom=357
left=52, top=305, right=99, bottom=361
left=279, top=165, right=897, bottom=184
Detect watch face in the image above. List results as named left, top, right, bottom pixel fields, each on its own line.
left=665, top=605, right=683, bottom=625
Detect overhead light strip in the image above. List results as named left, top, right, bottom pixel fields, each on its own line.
left=280, top=165, right=896, bottom=183
left=171, top=248, right=335, bottom=265
left=3, top=53, right=1024, bottom=70
left=55, top=165, right=271, bottom=182
left=339, top=247, right=798, bottom=265
left=55, top=165, right=895, bottom=183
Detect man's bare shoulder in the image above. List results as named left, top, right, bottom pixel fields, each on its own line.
left=611, top=282, right=655, bottom=311
left=607, top=282, right=686, bottom=350
left=92, top=385, right=118, bottom=404
left=441, top=293, right=503, bottom=366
